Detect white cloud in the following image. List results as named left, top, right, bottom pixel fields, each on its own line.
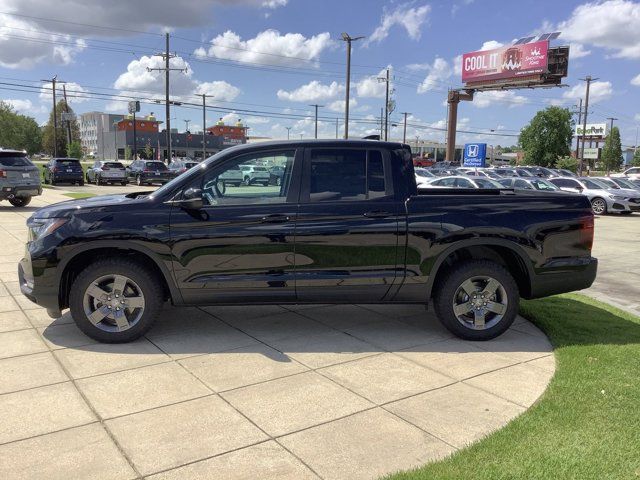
left=0, top=14, right=85, bottom=69
left=558, top=0, right=640, bottom=59
left=453, top=54, right=463, bottom=76
left=4, top=99, right=36, bottom=113
left=417, top=57, right=452, bottom=93
left=366, top=3, right=431, bottom=45
left=107, top=55, right=240, bottom=111
left=631, top=74, right=640, bottom=86
left=561, top=80, right=613, bottom=105
left=473, top=90, right=528, bottom=108
left=277, top=80, right=343, bottom=102
left=479, top=40, right=504, bottom=51
left=195, top=29, right=332, bottom=66
left=327, top=98, right=357, bottom=113
left=635, top=113, right=640, bottom=121
left=569, top=43, right=591, bottom=58
left=39, top=81, right=89, bottom=105
left=355, top=68, right=391, bottom=98
left=0, top=0, right=286, bottom=37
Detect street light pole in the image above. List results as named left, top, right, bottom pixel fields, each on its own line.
left=341, top=33, right=364, bottom=139
left=198, top=94, right=213, bottom=160
left=401, top=112, right=410, bottom=144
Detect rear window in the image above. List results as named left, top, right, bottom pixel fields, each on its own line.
left=105, top=162, right=124, bottom=168
left=146, top=162, right=167, bottom=170
left=56, top=159, right=80, bottom=167
left=0, top=154, right=31, bottom=167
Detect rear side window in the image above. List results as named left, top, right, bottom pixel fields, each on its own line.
left=0, top=154, right=31, bottom=167
left=308, top=149, right=388, bottom=202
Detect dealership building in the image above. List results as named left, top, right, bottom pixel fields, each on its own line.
left=91, top=113, right=248, bottom=161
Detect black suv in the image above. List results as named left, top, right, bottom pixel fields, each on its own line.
left=43, top=158, right=84, bottom=186
left=127, top=160, right=175, bottom=186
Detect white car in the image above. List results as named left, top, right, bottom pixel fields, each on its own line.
left=415, top=167, right=435, bottom=186
left=611, top=167, right=640, bottom=180
left=456, top=168, right=503, bottom=180
left=421, top=175, right=504, bottom=189
left=549, top=177, right=640, bottom=215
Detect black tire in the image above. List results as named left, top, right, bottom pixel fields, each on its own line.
left=243, top=176, right=251, bottom=186
left=43, top=174, right=49, bottom=185
left=79, top=179, right=84, bottom=186
left=136, top=175, right=143, bottom=186
left=95, top=175, right=101, bottom=186
left=121, top=182, right=127, bottom=186
left=433, top=260, right=519, bottom=341
left=591, top=197, right=607, bottom=215
left=69, top=258, right=164, bottom=343
left=50, top=177, right=56, bottom=186
left=9, top=196, right=31, bottom=207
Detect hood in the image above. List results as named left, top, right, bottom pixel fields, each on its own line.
left=30, top=191, right=152, bottom=219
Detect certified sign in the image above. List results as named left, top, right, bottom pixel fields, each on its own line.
left=463, top=143, right=487, bottom=168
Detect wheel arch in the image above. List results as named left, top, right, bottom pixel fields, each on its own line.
left=57, top=242, right=182, bottom=310
left=424, top=239, right=533, bottom=301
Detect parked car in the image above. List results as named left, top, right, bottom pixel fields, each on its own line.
left=0, top=149, right=42, bottom=207
left=519, top=166, right=556, bottom=178
left=424, top=175, right=504, bottom=189
left=415, top=167, right=435, bottom=186
left=20, top=140, right=597, bottom=344
left=239, top=165, right=270, bottom=186
left=549, top=177, right=640, bottom=215
left=86, top=161, right=127, bottom=185
left=127, top=160, right=175, bottom=186
left=456, top=168, right=502, bottom=179
left=492, top=167, right=534, bottom=177
left=168, top=160, right=200, bottom=177
left=43, top=158, right=84, bottom=186
left=219, top=166, right=243, bottom=187
left=498, top=177, right=562, bottom=192
left=555, top=169, right=577, bottom=177
left=607, top=177, right=640, bottom=193
left=269, top=165, right=286, bottom=186
left=611, top=167, right=640, bottom=180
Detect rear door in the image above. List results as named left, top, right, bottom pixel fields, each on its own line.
left=294, top=147, right=400, bottom=302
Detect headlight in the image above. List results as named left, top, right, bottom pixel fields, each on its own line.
left=610, top=195, right=627, bottom=201
left=27, top=218, right=67, bottom=241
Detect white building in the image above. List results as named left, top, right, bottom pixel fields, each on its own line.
left=79, top=112, right=124, bottom=156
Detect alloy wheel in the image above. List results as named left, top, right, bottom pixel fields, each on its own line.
left=452, top=275, right=508, bottom=330
left=82, top=274, right=145, bottom=332
left=591, top=198, right=606, bottom=215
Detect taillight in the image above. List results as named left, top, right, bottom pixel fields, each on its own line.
left=0, top=170, right=6, bottom=178
left=580, top=215, right=594, bottom=251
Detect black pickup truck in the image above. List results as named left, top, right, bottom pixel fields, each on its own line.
left=19, top=140, right=597, bottom=343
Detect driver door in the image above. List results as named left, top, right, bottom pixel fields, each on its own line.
left=169, top=148, right=301, bottom=304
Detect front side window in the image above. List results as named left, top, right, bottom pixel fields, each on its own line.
left=308, top=149, right=388, bottom=202
left=199, top=149, right=295, bottom=206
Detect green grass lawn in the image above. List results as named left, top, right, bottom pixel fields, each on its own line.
left=385, top=294, right=640, bottom=480
left=63, top=192, right=96, bottom=199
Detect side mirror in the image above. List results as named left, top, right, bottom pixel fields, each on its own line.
left=175, top=187, right=203, bottom=210
left=576, top=187, right=584, bottom=192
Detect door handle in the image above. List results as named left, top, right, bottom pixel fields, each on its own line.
left=261, top=214, right=290, bottom=223
left=363, top=210, right=392, bottom=219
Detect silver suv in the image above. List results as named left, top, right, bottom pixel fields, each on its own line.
left=0, top=149, right=42, bottom=207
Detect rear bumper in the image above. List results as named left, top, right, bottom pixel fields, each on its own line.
left=528, top=257, right=598, bottom=299
left=0, top=185, right=42, bottom=199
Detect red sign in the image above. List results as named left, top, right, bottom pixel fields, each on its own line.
left=462, top=40, right=549, bottom=84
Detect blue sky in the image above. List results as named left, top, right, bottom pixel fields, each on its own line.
left=0, top=0, right=639, bottom=148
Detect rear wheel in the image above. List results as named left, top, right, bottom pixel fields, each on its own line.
left=121, top=181, right=127, bottom=186
left=95, top=175, right=101, bottom=186
left=50, top=177, right=56, bottom=186
left=69, top=259, right=163, bottom=343
left=79, top=179, right=84, bottom=186
left=9, top=196, right=31, bottom=207
left=591, top=197, right=607, bottom=215
left=136, top=175, right=143, bottom=186
left=433, top=260, right=519, bottom=341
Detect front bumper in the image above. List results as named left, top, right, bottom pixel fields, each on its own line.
left=528, top=257, right=598, bottom=299
left=1, top=184, right=42, bottom=199
left=18, top=251, right=60, bottom=314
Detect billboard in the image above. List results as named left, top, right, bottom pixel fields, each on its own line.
left=583, top=148, right=600, bottom=159
left=463, top=143, right=487, bottom=168
left=575, top=123, right=607, bottom=137
left=462, top=40, right=549, bottom=84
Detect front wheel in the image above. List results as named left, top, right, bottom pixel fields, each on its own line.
left=9, top=196, right=31, bottom=207
left=433, top=260, right=519, bottom=341
left=591, top=197, right=607, bottom=215
left=69, top=259, right=164, bottom=343
left=243, top=176, right=251, bottom=186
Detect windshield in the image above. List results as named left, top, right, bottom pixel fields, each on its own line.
left=531, top=179, right=559, bottom=191
left=0, top=155, right=31, bottom=167
left=415, top=169, right=434, bottom=177
left=615, top=178, right=638, bottom=189
left=474, top=178, right=503, bottom=189
left=582, top=179, right=606, bottom=189
left=595, top=178, right=618, bottom=189
left=146, top=162, right=168, bottom=170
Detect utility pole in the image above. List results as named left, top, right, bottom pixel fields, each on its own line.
left=62, top=85, right=72, bottom=148
left=380, top=108, right=384, bottom=139
left=377, top=68, right=391, bottom=140
left=579, top=76, right=598, bottom=176
left=148, top=33, right=186, bottom=164
left=573, top=98, right=583, bottom=161
left=183, top=119, right=191, bottom=132
left=335, top=118, right=338, bottom=139
left=286, top=127, right=291, bottom=140
left=309, top=104, right=323, bottom=139
left=42, top=76, right=60, bottom=157
left=341, top=33, right=364, bottom=139
left=401, top=112, right=410, bottom=144
left=199, top=94, right=213, bottom=161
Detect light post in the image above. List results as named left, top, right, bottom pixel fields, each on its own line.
left=340, top=33, right=365, bottom=139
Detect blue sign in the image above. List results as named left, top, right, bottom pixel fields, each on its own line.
left=463, top=143, right=487, bottom=168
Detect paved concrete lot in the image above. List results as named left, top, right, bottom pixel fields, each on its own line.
left=585, top=214, right=640, bottom=316
left=0, top=189, right=556, bottom=480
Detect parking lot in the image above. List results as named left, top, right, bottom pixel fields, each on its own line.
left=11, top=187, right=635, bottom=480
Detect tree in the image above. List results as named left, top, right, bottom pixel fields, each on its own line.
left=555, top=156, right=578, bottom=173
left=632, top=149, right=640, bottom=167
left=0, top=101, right=43, bottom=154
left=66, top=141, right=83, bottom=159
left=124, top=145, right=132, bottom=160
left=519, top=106, right=573, bottom=167
left=144, top=141, right=153, bottom=159
left=601, top=126, right=623, bottom=173
left=42, top=100, right=80, bottom=156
